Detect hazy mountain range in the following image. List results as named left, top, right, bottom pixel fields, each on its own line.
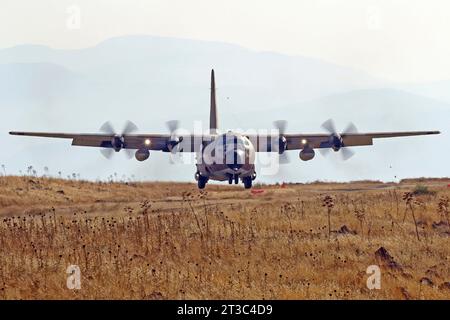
left=0, top=35, right=448, bottom=183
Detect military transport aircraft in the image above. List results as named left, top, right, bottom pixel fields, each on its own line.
left=10, top=70, right=440, bottom=189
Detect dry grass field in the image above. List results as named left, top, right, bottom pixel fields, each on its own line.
left=0, top=176, right=449, bottom=299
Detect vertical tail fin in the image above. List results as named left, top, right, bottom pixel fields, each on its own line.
left=210, top=69, right=218, bottom=133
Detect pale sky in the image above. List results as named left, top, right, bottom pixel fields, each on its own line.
left=1, top=0, right=450, bottom=83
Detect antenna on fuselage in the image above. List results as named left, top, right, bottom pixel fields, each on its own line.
left=210, top=69, right=218, bottom=134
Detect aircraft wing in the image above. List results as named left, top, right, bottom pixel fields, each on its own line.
left=9, top=130, right=440, bottom=152
left=249, top=130, right=440, bottom=151
left=9, top=131, right=208, bottom=152
left=284, top=131, right=440, bottom=150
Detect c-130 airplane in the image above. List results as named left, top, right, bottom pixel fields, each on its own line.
left=10, top=70, right=440, bottom=189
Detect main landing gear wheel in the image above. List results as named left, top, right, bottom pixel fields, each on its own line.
left=197, top=175, right=208, bottom=189
left=243, top=177, right=252, bottom=189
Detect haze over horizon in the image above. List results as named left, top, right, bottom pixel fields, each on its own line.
left=2, top=0, right=450, bottom=83
left=1, top=35, right=448, bottom=183
left=0, top=1, right=448, bottom=183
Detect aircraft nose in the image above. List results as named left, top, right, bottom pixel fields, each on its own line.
left=226, top=149, right=246, bottom=171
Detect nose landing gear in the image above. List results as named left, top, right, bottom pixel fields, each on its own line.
left=227, top=174, right=240, bottom=185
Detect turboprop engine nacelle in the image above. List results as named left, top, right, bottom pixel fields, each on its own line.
left=135, top=149, right=150, bottom=161
left=111, top=135, right=124, bottom=152
left=299, top=148, right=315, bottom=161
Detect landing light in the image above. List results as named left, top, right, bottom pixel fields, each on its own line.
left=144, top=139, right=151, bottom=146
left=301, top=139, right=308, bottom=145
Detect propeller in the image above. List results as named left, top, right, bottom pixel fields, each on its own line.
left=99, top=120, right=138, bottom=159
left=166, top=120, right=179, bottom=134
left=319, top=119, right=357, bottom=161
left=273, top=120, right=288, bottom=135
left=166, top=120, right=184, bottom=164
left=273, top=120, right=290, bottom=164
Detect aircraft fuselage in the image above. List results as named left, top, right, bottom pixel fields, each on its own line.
left=195, top=132, right=256, bottom=186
